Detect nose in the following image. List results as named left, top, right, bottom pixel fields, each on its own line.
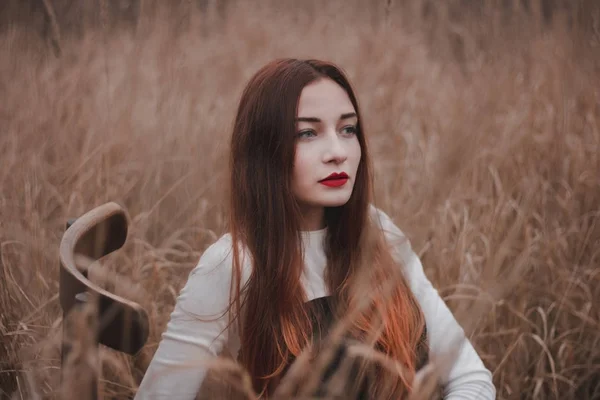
left=322, top=133, right=348, bottom=164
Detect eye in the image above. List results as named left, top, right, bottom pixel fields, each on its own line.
left=341, top=125, right=358, bottom=136
left=297, top=129, right=317, bottom=139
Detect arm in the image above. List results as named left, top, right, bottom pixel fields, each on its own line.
left=135, top=235, right=238, bottom=400
left=372, top=207, right=496, bottom=400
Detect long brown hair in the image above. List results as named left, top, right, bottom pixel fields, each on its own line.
left=227, top=58, right=426, bottom=398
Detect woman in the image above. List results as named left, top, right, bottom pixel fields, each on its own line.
left=135, top=59, right=496, bottom=399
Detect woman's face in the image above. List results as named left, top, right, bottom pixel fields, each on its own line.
left=292, top=78, right=362, bottom=224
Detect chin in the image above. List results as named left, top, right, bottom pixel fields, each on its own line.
left=317, top=194, right=353, bottom=208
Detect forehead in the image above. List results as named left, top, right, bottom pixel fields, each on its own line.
left=297, top=78, right=355, bottom=118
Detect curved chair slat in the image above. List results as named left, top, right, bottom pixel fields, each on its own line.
left=59, top=202, right=149, bottom=355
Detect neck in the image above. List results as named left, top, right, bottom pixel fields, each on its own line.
left=298, top=205, right=325, bottom=231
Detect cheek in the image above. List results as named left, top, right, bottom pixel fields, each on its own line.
left=292, top=147, right=311, bottom=184
left=350, top=140, right=362, bottom=167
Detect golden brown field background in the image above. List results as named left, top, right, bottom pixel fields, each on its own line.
left=1, top=0, right=599, bottom=399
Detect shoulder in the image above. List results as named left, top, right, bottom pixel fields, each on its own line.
left=368, top=205, right=413, bottom=260
left=188, top=233, right=252, bottom=280
left=368, top=205, right=425, bottom=290
left=192, top=234, right=234, bottom=273
left=176, top=233, right=250, bottom=316
left=368, top=204, right=403, bottom=234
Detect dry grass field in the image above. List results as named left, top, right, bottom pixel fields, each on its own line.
left=1, top=1, right=599, bottom=399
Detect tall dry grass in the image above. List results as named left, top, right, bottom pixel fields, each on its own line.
left=1, top=1, right=599, bottom=399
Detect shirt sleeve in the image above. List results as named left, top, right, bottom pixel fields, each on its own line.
left=134, top=235, right=238, bottom=400
left=371, top=206, right=497, bottom=400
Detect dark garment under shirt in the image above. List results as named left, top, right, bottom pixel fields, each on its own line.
left=281, top=295, right=429, bottom=399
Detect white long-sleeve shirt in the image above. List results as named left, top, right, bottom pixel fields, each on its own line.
left=135, top=206, right=496, bottom=399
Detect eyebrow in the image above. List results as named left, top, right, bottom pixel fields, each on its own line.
left=296, top=112, right=358, bottom=123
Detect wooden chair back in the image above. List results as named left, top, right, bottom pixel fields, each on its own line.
left=59, top=202, right=149, bottom=355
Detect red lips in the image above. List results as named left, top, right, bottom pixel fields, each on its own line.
left=319, top=172, right=349, bottom=187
